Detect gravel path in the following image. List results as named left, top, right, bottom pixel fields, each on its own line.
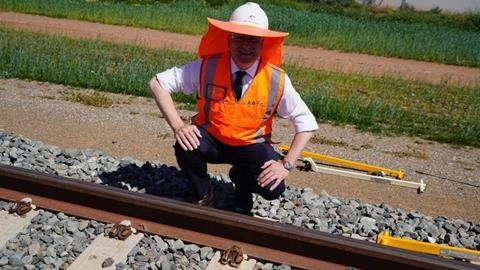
left=0, top=78, right=479, bottom=224
left=1, top=11, right=480, bottom=87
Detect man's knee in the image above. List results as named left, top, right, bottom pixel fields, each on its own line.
left=174, top=142, right=187, bottom=155
left=174, top=142, right=201, bottom=166
left=258, top=180, right=285, bottom=200
left=230, top=166, right=286, bottom=200
left=229, top=166, right=246, bottom=185
left=174, top=142, right=187, bottom=158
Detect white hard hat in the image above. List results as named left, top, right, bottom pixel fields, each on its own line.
left=229, top=2, right=269, bottom=30
left=203, top=1, right=288, bottom=39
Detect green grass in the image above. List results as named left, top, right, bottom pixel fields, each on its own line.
left=0, top=27, right=195, bottom=103
left=306, top=1, right=480, bottom=32
left=1, top=28, right=479, bottom=147
left=1, top=0, right=480, bottom=67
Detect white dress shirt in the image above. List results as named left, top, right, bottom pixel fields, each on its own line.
left=156, top=58, right=318, bottom=133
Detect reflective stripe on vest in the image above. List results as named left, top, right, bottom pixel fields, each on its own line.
left=199, top=53, right=221, bottom=129
left=253, top=66, right=282, bottom=143
left=195, top=53, right=285, bottom=146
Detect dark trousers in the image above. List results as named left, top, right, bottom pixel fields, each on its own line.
left=174, top=126, right=285, bottom=211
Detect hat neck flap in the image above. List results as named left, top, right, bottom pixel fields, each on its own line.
left=198, top=22, right=285, bottom=67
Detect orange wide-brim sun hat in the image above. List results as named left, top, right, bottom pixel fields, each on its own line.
left=207, top=18, right=288, bottom=38
left=198, top=3, right=289, bottom=67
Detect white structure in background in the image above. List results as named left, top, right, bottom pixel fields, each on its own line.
left=358, top=0, right=480, bottom=13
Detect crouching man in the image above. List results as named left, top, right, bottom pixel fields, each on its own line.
left=149, top=2, right=318, bottom=214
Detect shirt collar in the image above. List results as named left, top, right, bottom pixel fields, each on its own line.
left=230, top=58, right=260, bottom=79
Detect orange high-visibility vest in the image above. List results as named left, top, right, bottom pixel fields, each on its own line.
left=194, top=53, right=285, bottom=146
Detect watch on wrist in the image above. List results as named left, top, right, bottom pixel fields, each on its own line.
left=282, top=160, right=293, bottom=171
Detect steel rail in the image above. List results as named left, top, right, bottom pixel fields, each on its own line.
left=0, top=164, right=475, bottom=270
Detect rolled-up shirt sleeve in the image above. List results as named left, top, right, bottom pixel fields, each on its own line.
left=155, top=59, right=202, bottom=95
left=277, top=74, right=319, bottom=133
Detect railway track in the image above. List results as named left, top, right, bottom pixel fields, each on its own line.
left=0, top=164, right=476, bottom=269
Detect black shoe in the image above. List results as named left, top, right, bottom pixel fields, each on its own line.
left=233, top=206, right=253, bottom=216
left=229, top=167, right=254, bottom=214
left=197, top=184, right=214, bottom=207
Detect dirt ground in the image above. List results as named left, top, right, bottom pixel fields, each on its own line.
left=1, top=11, right=480, bottom=87
left=1, top=79, right=479, bottom=223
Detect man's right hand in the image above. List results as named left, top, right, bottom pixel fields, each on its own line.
left=149, top=78, right=202, bottom=151
left=174, top=125, right=202, bottom=151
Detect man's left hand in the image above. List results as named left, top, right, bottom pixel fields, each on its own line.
left=258, top=160, right=289, bottom=191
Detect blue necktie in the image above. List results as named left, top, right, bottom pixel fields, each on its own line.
left=232, top=71, right=247, bottom=100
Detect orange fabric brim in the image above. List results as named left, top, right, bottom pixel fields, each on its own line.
left=207, top=18, right=288, bottom=38
left=198, top=19, right=287, bottom=66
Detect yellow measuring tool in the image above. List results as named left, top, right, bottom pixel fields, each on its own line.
left=278, top=144, right=404, bottom=179
left=278, top=144, right=426, bottom=193
left=377, top=231, right=480, bottom=262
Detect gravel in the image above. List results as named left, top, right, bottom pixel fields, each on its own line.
left=0, top=207, right=97, bottom=269
left=0, top=200, right=290, bottom=269
left=0, top=129, right=478, bottom=268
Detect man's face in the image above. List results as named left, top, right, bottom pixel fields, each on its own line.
left=228, top=33, right=263, bottom=69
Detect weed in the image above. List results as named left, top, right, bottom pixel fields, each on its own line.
left=311, top=135, right=349, bottom=147
left=176, top=102, right=197, bottom=111
left=360, top=143, right=373, bottom=149
left=453, top=159, right=474, bottom=167
left=450, top=143, right=465, bottom=149
left=382, top=149, right=428, bottom=160
left=39, top=95, right=56, bottom=100
left=62, top=91, right=113, bottom=108
left=157, top=132, right=170, bottom=140
left=147, top=112, right=162, bottom=118
left=112, top=96, right=132, bottom=105
left=180, top=114, right=191, bottom=121
left=130, top=111, right=139, bottom=115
